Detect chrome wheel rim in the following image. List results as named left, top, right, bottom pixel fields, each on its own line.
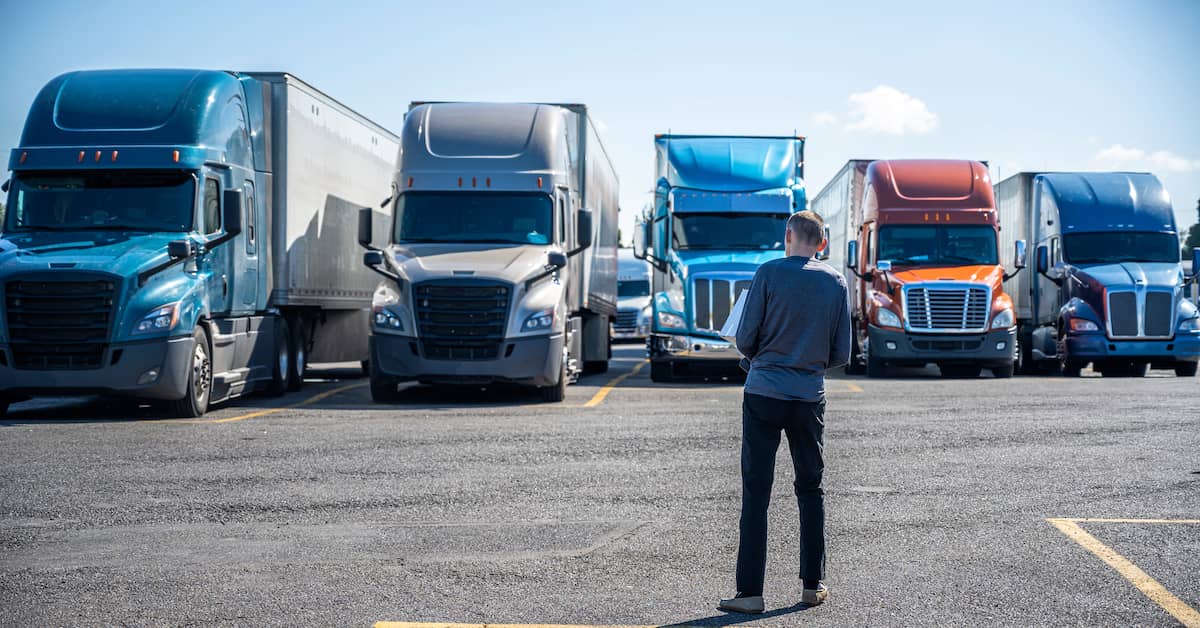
left=192, top=341, right=211, bottom=405
left=278, top=338, right=289, bottom=382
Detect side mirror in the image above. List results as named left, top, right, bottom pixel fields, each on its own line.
left=358, top=208, right=374, bottom=249
left=877, top=260, right=893, bottom=272
left=1036, top=245, right=1049, bottom=274
left=576, top=208, right=594, bottom=250
left=546, top=251, right=567, bottom=269
left=222, top=189, right=243, bottom=237
left=1, top=180, right=9, bottom=193
left=846, top=240, right=859, bottom=269
left=363, top=250, right=385, bottom=267
left=632, top=221, right=648, bottom=260
left=168, top=240, right=195, bottom=260
left=1192, top=248, right=1200, bottom=279
left=1014, top=240, right=1028, bottom=269
left=816, top=225, right=831, bottom=261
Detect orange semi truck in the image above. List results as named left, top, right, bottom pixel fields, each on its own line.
left=815, top=159, right=1027, bottom=378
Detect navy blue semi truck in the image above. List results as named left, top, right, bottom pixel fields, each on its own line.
left=997, top=172, right=1200, bottom=377
left=0, top=69, right=399, bottom=416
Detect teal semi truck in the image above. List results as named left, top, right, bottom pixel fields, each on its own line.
left=0, top=69, right=399, bottom=417
left=632, top=134, right=808, bottom=381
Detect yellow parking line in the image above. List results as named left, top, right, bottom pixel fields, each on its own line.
left=1057, top=517, right=1200, bottom=525
left=1047, top=518, right=1200, bottom=627
left=583, top=360, right=648, bottom=408
left=206, top=382, right=366, bottom=423
left=839, top=380, right=864, bottom=393
left=375, top=624, right=659, bottom=628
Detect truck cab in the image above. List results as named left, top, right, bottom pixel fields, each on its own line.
left=614, top=248, right=651, bottom=340
left=1025, top=172, right=1200, bottom=377
left=633, top=134, right=807, bottom=381
left=845, top=160, right=1025, bottom=378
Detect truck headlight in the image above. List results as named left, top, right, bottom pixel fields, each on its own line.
left=1178, top=317, right=1200, bottom=332
left=1069, top=318, right=1100, bottom=332
left=638, top=305, right=652, bottom=325
left=657, top=310, right=686, bottom=329
left=373, top=306, right=405, bottom=332
left=991, top=308, right=1014, bottom=329
left=876, top=308, right=901, bottom=329
left=133, top=304, right=179, bottom=335
left=522, top=308, right=555, bottom=332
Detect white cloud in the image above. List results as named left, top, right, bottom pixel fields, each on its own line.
left=1094, top=144, right=1200, bottom=173
left=845, top=85, right=938, bottom=135
left=811, top=111, right=837, bottom=127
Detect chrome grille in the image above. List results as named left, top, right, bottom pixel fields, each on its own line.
left=1107, top=290, right=1174, bottom=339
left=904, top=285, right=990, bottom=332
left=414, top=281, right=510, bottom=361
left=614, top=308, right=639, bottom=332
left=691, top=277, right=752, bottom=333
left=5, top=276, right=117, bottom=370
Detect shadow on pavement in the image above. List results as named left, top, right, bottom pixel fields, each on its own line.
left=664, top=603, right=814, bottom=626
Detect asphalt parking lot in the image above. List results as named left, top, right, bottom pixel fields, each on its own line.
left=1, top=345, right=1198, bottom=627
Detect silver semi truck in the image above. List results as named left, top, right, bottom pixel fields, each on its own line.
left=358, top=102, right=619, bottom=402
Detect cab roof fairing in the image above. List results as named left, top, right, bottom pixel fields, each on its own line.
left=654, top=135, right=805, bottom=193
left=864, top=159, right=995, bottom=220
left=1037, top=172, right=1176, bottom=234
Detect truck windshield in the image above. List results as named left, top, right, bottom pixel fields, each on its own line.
left=618, top=279, right=650, bottom=298
left=1064, top=232, right=1180, bottom=264
left=878, top=225, right=998, bottom=266
left=671, top=213, right=788, bottom=250
left=5, top=170, right=196, bottom=233
left=394, top=191, right=553, bottom=245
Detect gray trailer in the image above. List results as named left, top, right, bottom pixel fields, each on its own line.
left=810, top=159, right=874, bottom=316
left=358, top=101, right=619, bottom=402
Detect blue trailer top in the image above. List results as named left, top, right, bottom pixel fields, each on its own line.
left=1040, top=172, right=1177, bottom=234
left=655, top=134, right=805, bottom=192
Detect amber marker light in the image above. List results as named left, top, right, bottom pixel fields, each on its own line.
left=78, top=151, right=86, bottom=163
left=111, top=151, right=119, bottom=162
left=19, top=151, right=28, bottom=164
left=94, top=151, right=102, bottom=162
left=172, top=150, right=180, bottom=163
left=407, top=176, right=414, bottom=188
left=537, top=176, right=543, bottom=188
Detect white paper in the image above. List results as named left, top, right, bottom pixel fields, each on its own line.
left=719, top=288, right=749, bottom=343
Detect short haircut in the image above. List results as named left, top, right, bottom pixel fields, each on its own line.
left=787, top=210, right=825, bottom=246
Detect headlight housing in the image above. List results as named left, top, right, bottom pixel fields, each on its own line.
left=522, top=308, right=555, bottom=332
left=373, top=306, right=405, bottom=332
left=1068, top=318, right=1100, bottom=332
left=991, top=308, right=1014, bottom=329
left=876, top=308, right=902, bottom=329
left=133, top=304, right=179, bottom=335
left=1179, top=317, right=1200, bottom=332
left=657, top=310, right=686, bottom=330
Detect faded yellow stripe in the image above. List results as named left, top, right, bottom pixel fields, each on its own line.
left=583, top=360, right=648, bottom=408
left=207, top=382, right=366, bottom=423
left=1057, top=518, right=1200, bottom=525
left=1048, top=518, right=1200, bottom=627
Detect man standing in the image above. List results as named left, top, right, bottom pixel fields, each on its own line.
left=719, top=211, right=851, bottom=614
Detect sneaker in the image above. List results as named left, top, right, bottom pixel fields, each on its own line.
left=718, top=594, right=765, bottom=614
left=801, top=582, right=828, bottom=606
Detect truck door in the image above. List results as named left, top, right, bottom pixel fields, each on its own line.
left=200, top=177, right=230, bottom=317
left=236, top=180, right=259, bottom=311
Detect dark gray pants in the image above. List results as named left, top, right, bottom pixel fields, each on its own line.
left=736, top=392, right=826, bottom=596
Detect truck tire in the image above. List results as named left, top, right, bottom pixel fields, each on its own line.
left=369, top=359, right=401, bottom=403
left=845, top=337, right=866, bottom=375
left=286, top=315, right=307, bottom=392
left=650, top=360, right=673, bottom=382
left=168, top=327, right=212, bottom=418
left=1061, top=361, right=1084, bottom=377
left=1175, top=361, right=1199, bottom=377
left=540, top=361, right=567, bottom=403
left=992, top=364, right=1015, bottom=379
left=584, top=335, right=612, bottom=375
left=267, top=318, right=289, bottom=397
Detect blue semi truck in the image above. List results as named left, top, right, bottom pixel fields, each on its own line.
left=0, top=69, right=399, bottom=416
left=997, top=171, right=1200, bottom=377
left=632, top=134, right=810, bottom=381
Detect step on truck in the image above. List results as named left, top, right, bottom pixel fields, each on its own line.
left=358, top=102, right=619, bottom=403
left=0, top=69, right=399, bottom=417
left=632, top=134, right=809, bottom=382
left=997, top=171, right=1200, bottom=377
left=818, top=159, right=1026, bottom=378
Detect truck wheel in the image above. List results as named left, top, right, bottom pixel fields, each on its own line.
left=1175, top=361, right=1199, bottom=377
left=168, top=327, right=212, bottom=418
left=992, top=364, right=1015, bottom=379
left=650, top=360, right=673, bottom=382
left=267, top=318, right=289, bottom=397
left=540, top=361, right=568, bottom=403
left=1058, top=336, right=1083, bottom=377
left=286, top=315, right=307, bottom=392
left=845, top=337, right=866, bottom=375
left=369, top=359, right=401, bottom=403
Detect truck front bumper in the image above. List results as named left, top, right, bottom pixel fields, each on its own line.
left=371, top=333, right=564, bottom=387
left=1064, top=330, right=1200, bottom=362
left=649, top=333, right=741, bottom=361
left=0, top=335, right=194, bottom=401
left=868, top=325, right=1016, bottom=367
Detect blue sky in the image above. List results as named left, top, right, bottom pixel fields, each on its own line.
left=3, top=0, right=1198, bottom=239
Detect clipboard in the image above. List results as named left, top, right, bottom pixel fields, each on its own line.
left=719, top=288, right=750, bottom=343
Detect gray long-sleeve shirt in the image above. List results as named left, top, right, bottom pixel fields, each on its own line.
left=735, top=256, right=852, bottom=402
